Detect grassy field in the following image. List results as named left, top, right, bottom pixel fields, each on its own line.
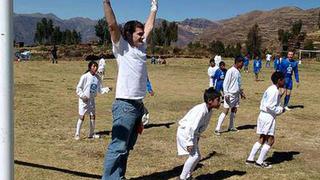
left=14, top=58, right=320, bottom=179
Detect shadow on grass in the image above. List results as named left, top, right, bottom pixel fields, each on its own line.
left=144, top=122, right=175, bottom=129
left=265, top=151, right=300, bottom=165
left=237, top=124, right=256, bottom=130
left=15, top=160, right=101, bottom=179
left=287, top=104, right=304, bottom=109
left=196, top=170, right=246, bottom=180
left=130, top=151, right=216, bottom=180
left=95, top=130, right=112, bottom=136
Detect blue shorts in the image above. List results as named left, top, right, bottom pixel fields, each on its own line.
left=284, top=78, right=293, bottom=90
left=254, top=69, right=260, bottom=74
left=215, top=82, right=223, bottom=92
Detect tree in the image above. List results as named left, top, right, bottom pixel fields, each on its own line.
left=95, top=18, right=111, bottom=45
left=208, top=40, right=225, bottom=56
left=278, top=19, right=306, bottom=52
left=34, top=18, right=81, bottom=45
left=246, top=23, right=262, bottom=57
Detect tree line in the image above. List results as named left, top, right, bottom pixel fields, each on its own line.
left=34, top=18, right=81, bottom=45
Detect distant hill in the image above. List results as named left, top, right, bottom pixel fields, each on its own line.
left=14, top=6, right=320, bottom=50
left=193, top=7, right=320, bottom=50
left=13, top=13, right=98, bottom=45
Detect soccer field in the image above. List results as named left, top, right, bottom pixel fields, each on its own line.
left=14, top=58, right=320, bottom=179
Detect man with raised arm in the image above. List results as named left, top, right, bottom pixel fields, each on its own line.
left=101, top=0, right=158, bottom=179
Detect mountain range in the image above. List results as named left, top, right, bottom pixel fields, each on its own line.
left=14, top=6, right=320, bottom=49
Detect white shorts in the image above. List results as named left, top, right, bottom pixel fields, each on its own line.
left=78, top=98, right=95, bottom=116
left=176, top=127, right=199, bottom=156
left=256, top=111, right=276, bottom=136
left=223, top=94, right=240, bottom=109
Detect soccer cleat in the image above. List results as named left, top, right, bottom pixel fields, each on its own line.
left=74, top=134, right=80, bottom=140
left=255, top=162, right=272, bottom=168
left=284, top=106, right=292, bottom=111
left=245, top=160, right=255, bottom=165
left=228, top=128, right=239, bottom=132
left=214, top=130, right=221, bottom=136
left=88, top=134, right=100, bottom=139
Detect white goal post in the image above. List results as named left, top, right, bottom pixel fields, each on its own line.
left=298, top=49, right=320, bottom=60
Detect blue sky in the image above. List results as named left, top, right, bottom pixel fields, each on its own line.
left=14, top=0, right=320, bottom=22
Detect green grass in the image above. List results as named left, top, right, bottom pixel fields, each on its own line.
left=14, top=58, right=320, bottom=179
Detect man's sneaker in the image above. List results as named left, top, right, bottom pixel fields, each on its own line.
left=88, top=134, right=100, bottom=139
left=214, top=130, right=221, bottom=136
left=255, top=162, right=272, bottom=168
left=74, top=134, right=80, bottom=140
left=245, top=160, right=255, bottom=165
left=284, top=106, right=292, bottom=111
left=228, top=128, right=239, bottom=132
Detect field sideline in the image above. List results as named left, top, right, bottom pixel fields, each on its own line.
left=14, top=58, right=320, bottom=179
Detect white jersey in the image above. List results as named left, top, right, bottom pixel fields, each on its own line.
left=76, top=72, right=104, bottom=100
left=214, top=55, right=222, bottom=66
left=260, top=84, right=283, bottom=117
left=208, top=66, right=219, bottom=87
left=98, top=58, right=106, bottom=72
left=177, top=103, right=212, bottom=148
left=266, top=54, right=272, bottom=61
left=113, top=36, right=147, bottom=100
left=223, top=66, right=242, bottom=96
left=76, top=72, right=110, bottom=115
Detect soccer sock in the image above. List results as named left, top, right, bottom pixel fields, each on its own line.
left=247, top=142, right=262, bottom=161
left=256, top=143, right=271, bottom=164
left=228, top=112, right=236, bottom=129
left=89, top=119, right=95, bottom=136
left=75, top=119, right=83, bottom=136
left=180, top=152, right=200, bottom=179
left=284, top=95, right=291, bottom=107
left=215, top=112, right=226, bottom=131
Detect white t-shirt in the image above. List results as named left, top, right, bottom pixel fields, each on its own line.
left=260, top=84, right=283, bottom=117
left=76, top=72, right=103, bottom=100
left=113, top=36, right=147, bottom=100
left=98, top=58, right=106, bottom=71
left=208, top=66, right=219, bottom=87
left=223, top=66, right=242, bottom=96
left=177, top=103, right=213, bottom=147
left=214, top=55, right=222, bottom=67
left=266, top=54, right=272, bottom=61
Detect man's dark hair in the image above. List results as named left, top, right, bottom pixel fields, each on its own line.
left=219, top=61, right=225, bottom=67
left=122, top=20, right=144, bottom=45
left=271, top=71, right=284, bottom=84
left=204, top=87, right=221, bottom=103
left=234, top=55, right=244, bottom=64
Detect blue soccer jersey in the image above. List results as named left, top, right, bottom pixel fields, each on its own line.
left=279, top=58, right=299, bottom=90
left=273, top=58, right=281, bottom=71
left=213, top=68, right=227, bottom=92
left=253, top=59, right=262, bottom=73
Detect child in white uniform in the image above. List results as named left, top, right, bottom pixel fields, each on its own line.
left=246, top=71, right=285, bottom=168
left=177, top=87, right=221, bottom=180
left=75, top=61, right=111, bottom=140
left=214, top=56, right=246, bottom=135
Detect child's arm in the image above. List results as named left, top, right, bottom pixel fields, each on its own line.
left=76, top=75, right=87, bottom=101
left=97, top=77, right=112, bottom=95
left=185, top=111, right=205, bottom=147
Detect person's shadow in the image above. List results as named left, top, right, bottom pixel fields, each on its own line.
left=95, top=130, right=112, bottom=136
left=236, top=124, right=256, bottom=130
left=265, top=151, right=300, bottom=165
left=130, top=151, right=216, bottom=180
left=144, top=122, right=175, bottom=129
left=196, top=170, right=246, bottom=180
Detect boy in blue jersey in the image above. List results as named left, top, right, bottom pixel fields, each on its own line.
left=253, top=56, right=262, bottom=81
left=273, top=55, right=281, bottom=71
left=244, top=54, right=250, bottom=73
left=279, top=51, right=299, bottom=111
left=213, top=61, right=227, bottom=95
